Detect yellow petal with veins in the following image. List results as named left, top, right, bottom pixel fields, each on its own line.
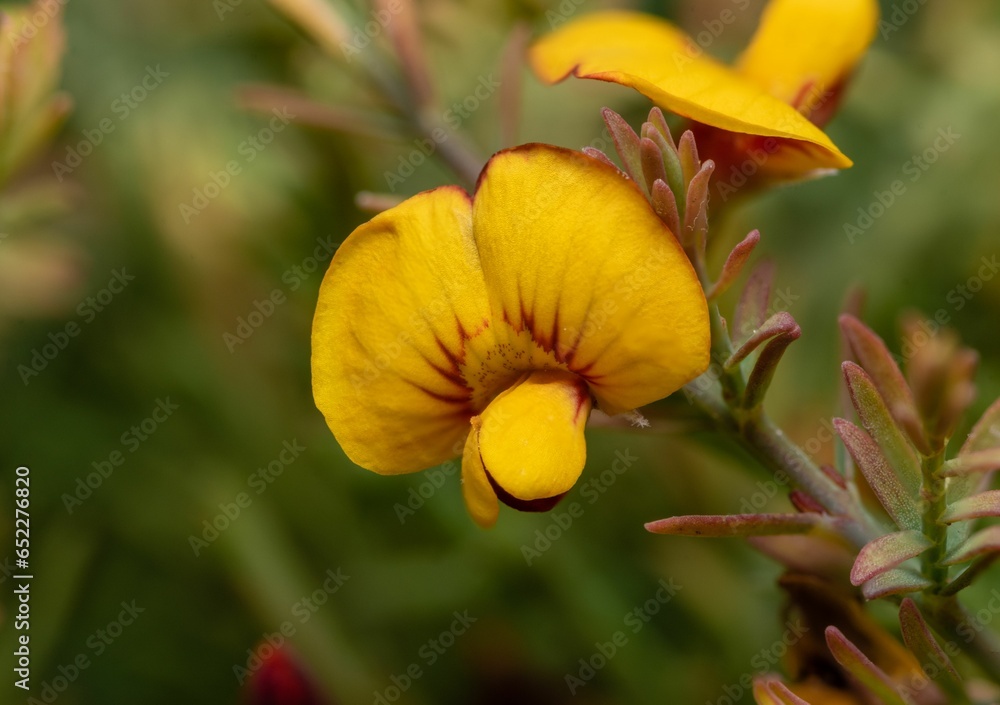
left=311, top=186, right=492, bottom=474
left=529, top=11, right=851, bottom=170
left=472, top=145, right=709, bottom=415
left=477, top=370, right=591, bottom=502
left=737, top=0, right=879, bottom=111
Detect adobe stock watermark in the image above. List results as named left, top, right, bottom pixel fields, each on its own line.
left=22, top=600, right=144, bottom=704
left=565, top=578, right=682, bottom=694
left=17, top=268, right=136, bottom=386
left=178, top=107, right=295, bottom=224
left=708, top=619, right=810, bottom=705
left=671, top=0, right=752, bottom=71
left=521, top=449, right=638, bottom=566
left=844, top=126, right=961, bottom=244
left=188, top=439, right=306, bottom=556
left=223, top=235, right=340, bottom=352
left=4, top=0, right=66, bottom=49
left=372, top=610, right=477, bottom=704
left=51, top=65, right=169, bottom=181
left=233, top=568, right=350, bottom=685
left=62, top=398, right=179, bottom=513
left=878, top=0, right=929, bottom=40
left=383, top=76, right=500, bottom=191
left=338, top=1, right=403, bottom=61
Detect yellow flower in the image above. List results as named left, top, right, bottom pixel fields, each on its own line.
left=312, top=145, right=709, bottom=527
left=530, top=0, right=878, bottom=182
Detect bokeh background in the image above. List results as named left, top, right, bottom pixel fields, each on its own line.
left=2, top=0, right=1000, bottom=703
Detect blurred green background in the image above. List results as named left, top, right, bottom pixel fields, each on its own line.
left=2, top=0, right=1000, bottom=703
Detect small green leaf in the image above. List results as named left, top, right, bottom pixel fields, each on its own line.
left=960, top=397, right=1000, bottom=454
left=898, top=598, right=968, bottom=704
left=726, top=311, right=796, bottom=369
left=677, top=130, right=701, bottom=191
left=826, top=626, right=909, bottom=705
left=941, top=448, right=1000, bottom=477
left=861, top=568, right=932, bottom=600
left=940, top=490, right=1000, bottom=523
left=840, top=315, right=927, bottom=453
left=850, top=530, right=932, bottom=587
left=601, top=108, right=644, bottom=189
left=707, top=229, right=759, bottom=301
left=645, top=513, right=823, bottom=538
left=943, top=525, right=1000, bottom=566
left=834, top=418, right=921, bottom=531
left=843, top=362, right=922, bottom=500
left=743, top=324, right=800, bottom=410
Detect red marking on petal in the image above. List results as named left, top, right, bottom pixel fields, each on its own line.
left=485, top=466, right=567, bottom=512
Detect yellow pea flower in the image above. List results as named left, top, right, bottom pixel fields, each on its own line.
left=312, top=145, right=709, bottom=527
left=530, top=0, right=878, bottom=183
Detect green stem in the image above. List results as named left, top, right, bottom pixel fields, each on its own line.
left=924, top=594, right=1000, bottom=685
left=920, top=450, right=949, bottom=590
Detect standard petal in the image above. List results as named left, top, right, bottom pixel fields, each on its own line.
left=737, top=0, right=878, bottom=117
left=312, top=186, right=493, bottom=474
left=472, top=144, right=709, bottom=414
left=529, top=11, right=850, bottom=170
left=461, top=419, right=499, bottom=528
left=478, top=370, right=591, bottom=501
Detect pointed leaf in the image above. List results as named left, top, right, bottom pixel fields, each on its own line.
left=645, top=513, right=822, bottom=538
left=898, top=599, right=968, bottom=703
left=733, top=260, right=775, bottom=344
left=840, top=314, right=927, bottom=452
left=961, top=397, right=1000, bottom=454
left=640, top=121, right=681, bottom=204
left=638, top=137, right=666, bottom=190
left=602, top=108, right=644, bottom=188
left=940, top=490, right=1000, bottom=524
left=834, top=418, right=921, bottom=530
left=683, top=160, right=714, bottom=250
left=843, top=362, right=922, bottom=498
left=753, top=677, right=811, bottom=705
left=743, top=323, right=801, bottom=409
left=707, top=229, right=760, bottom=300
left=677, top=130, right=701, bottom=191
left=646, top=107, right=675, bottom=152
left=650, top=179, right=680, bottom=238
left=943, top=525, right=1000, bottom=566
left=581, top=147, right=624, bottom=175
left=850, top=530, right=932, bottom=586
left=861, top=568, right=933, bottom=600
left=826, top=627, right=909, bottom=705
left=941, top=449, right=1000, bottom=477
left=726, top=311, right=797, bottom=368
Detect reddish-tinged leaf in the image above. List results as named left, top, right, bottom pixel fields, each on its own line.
left=677, top=130, right=701, bottom=191
left=943, top=525, right=1000, bottom=566
left=743, top=325, right=801, bottom=409
left=839, top=315, right=926, bottom=452
left=647, top=107, right=676, bottom=152
left=941, top=490, right=1000, bottom=524
left=645, top=513, right=822, bottom=537
left=581, top=147, right=624, bottom=175
left=826, top=627, right=909, bottom=705
left=684, top=161, right=714, bottom=249
left=850, top=530, right=932, bottom=586
left=641, top=120, right=683, bottom=205
left=789, top=490, right=825, bottom=515
left=961, top=397, right=1000, bottom=454
left=707, top=230, right=760, bottom=300
left=898, top=599, right=968, bottom=703
left=843, top=362, right=922, bottom=499
left=941, top=449, right=1000, bottom=477
left=752, top=677, right=811, bottom=705
left=861, top=568, right=932, bottom=600
left=639, top=137, right=666, bottom=191
left=650, top=179, right=680, bottom=237
left=733, top=260, right=776, bottom=345
left=602, top=108, right=644, bottom=188
left=835, top=418, right=920, bottom=531
left=726, top=311, right=798, bottom=368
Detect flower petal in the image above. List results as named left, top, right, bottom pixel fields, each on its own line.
left=312, top=186, right=492, bottom=474
left=461, top=419, right=499, bottom=528
left=737, top=0, right=878, bottom=115
left=529, top=11, right=850, bottom=170
left=478, top=370, right=591, bottom=502
left=472, top=144, right=709, bottom=414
